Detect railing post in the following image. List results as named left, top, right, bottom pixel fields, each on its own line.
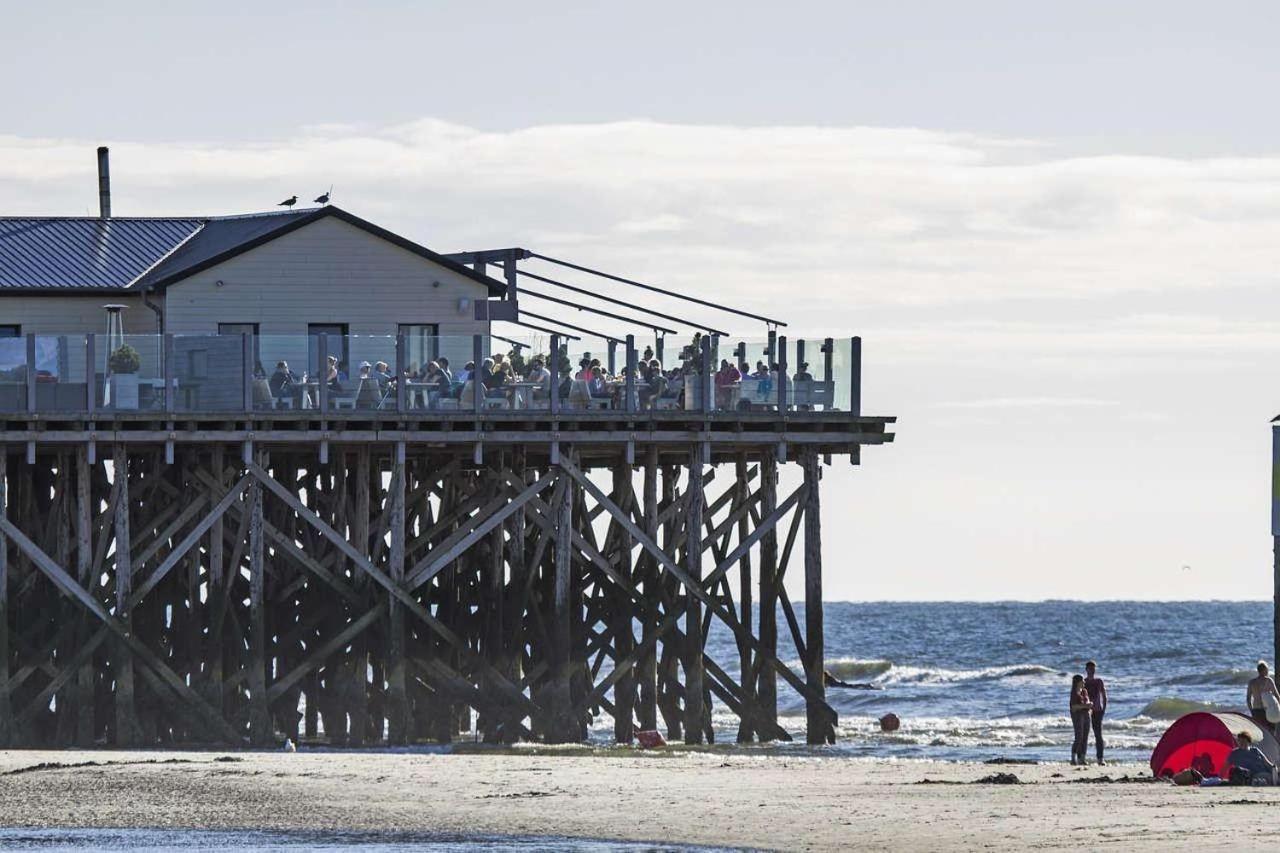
left=734, top=341, right=746, bottom=371
left=472, top=334, right=484, bottom=416
left=776, top=335, right=788, bottom=412
left=549, top=334, right=561, bottom=417
left=655, top=334, right=665, bottom=367
left=767, top=328, right=777, bottom=365
left=25, top=333, right=35, bottom=413
left=625, top=334, right=636, bottom=415
left=607, top=340, right=617, bottom=376
left=318, top=333, right=329, bottom=413
left=395, top=333, right=406, bottom=413
left=850, top=336, right=862, bottom=417
left=85, top=334, right=96, bottom=413
left=700, top=334, right=712, bottom=414
left=822, top=337, right=834, bottom=387
left=164, top=334, right=175, bottom=413
left=796, top=339, right=806, bottom=378
left=241, top=333, right=253, bottom=412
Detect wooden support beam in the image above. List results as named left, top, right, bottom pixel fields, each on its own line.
left=757, top=449, right=779, bottom=736
left=682, top=449, right=706, bottom=743
left=547, top=467, right=575, bottom=743
left=112, top=444, right=139, bottom=746
left=802, top=451, right=831, bottom=744
left=387, top=444, right=408, bottom=744
left=247, top=472, right=271, bottom=745
left=74, top=445, right=94, bottom=745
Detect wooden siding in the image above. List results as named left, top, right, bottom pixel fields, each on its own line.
left=0, top=295, right=156, bottom=383
left=164, top=216, right=492, bottom=373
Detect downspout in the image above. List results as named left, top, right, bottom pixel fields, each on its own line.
left=143, top=286, right=164, bottom=374
left=143, top=287, right=163, bottom=334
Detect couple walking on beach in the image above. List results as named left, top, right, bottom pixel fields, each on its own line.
left=1069, top=660, right=1107, bottom=766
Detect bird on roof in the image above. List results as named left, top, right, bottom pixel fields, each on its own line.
left=278, top=195, right=298, bottom=209
left=314, top=186, right=332, bottom=205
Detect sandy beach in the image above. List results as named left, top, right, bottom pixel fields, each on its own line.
left=0, top=748, right=1273, bottom=850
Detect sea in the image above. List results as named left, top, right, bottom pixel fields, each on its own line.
left=676, top=600, right=1268, bottom=763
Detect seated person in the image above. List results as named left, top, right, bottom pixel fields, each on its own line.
left=526, top=358, right=552, bottom=398
left=714, top=358, right=742, bottom=409
left=1227, top=731, right=1276, bottom=785
left=269, top=360, right=299, bottom=398
left=373, top=361, right=393, bottom=389
left=455, top=361, right=473, bottom=384
left=588, top=366, right=611, bottom=399
left=427, top=361, right=452, bottom=397
left=437, top=357, right=453, bottom=382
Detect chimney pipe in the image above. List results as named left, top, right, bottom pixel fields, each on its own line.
left=96, top=146, right=111, bottom=219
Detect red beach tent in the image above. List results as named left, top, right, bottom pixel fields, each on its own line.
left=1150, top=712, right=1280, bottom=778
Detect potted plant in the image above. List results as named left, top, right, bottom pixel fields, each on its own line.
left=108, top=343, right=141, bottom=409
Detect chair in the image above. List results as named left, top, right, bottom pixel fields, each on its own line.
left=568, top=379, right=592, bottom=409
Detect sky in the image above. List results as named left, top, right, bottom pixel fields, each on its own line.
left=4, top=0, right=1280, bottom=600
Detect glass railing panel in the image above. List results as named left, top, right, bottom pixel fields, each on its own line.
left=35, top=334, right=86, bottom=413
left=0, top=336, right=25, bottom=413
left=101, top=334, right=163, bottom=412
left=172, top=333, right=248, bottom=413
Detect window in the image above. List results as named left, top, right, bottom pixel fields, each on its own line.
left=218, top=323, right=261, bottom=374
left=308, top=324, right=349, bottom=378
left=0, top=325, right=19, bottom=337
left=399, top=324, right=439, bottom=373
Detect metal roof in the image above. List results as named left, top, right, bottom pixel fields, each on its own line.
left=0, top=217, right=203, bottom=290
left=0, top=207, right=505, bottom=296
left=133, top=210, right=315, bottom=289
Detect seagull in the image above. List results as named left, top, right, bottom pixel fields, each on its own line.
left=314, top=186, right=332, bottom=205
left=278, top=195, right=298, bottom=209
left=283, top=737, right=296, bottom=752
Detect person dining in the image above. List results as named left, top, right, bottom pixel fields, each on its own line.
left=526, top=358, right=552, bottom=403
left=715, top=359, right=741, bottom=410
left=269, top=360, right=299, bottom=399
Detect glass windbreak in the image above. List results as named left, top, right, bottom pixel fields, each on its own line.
left=102, top=334, right=164, bottom=411
left=0, top=336, right=26, bottom=412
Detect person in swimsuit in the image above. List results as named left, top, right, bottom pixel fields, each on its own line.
left=1069, top=674, right=1093, bottom=765
left=1083, top=660, right=1108, bottom=766
left=1246, top=661, right=1280, bottom=733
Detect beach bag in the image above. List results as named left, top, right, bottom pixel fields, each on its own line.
left=1264, top=691, right=1280, bottom=724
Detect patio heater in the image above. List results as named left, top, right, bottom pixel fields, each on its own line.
left=102, top=304, right=127, bottom=406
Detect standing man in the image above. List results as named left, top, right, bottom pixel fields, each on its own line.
left=1246, top=661, right=1280, bottom=733
left=1083, top=660, right=1108, bottom=766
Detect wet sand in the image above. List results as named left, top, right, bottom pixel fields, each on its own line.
left=0, top=748, right=1271, bottom=850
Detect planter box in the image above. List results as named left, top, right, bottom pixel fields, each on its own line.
left=108, top=374, right=140, bottom=409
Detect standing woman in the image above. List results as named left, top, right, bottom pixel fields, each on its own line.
left=1069, top=674, right=1093, bottom=765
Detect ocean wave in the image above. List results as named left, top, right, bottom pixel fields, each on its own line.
left=1137, top=697, right=1235, bottom=719
left=1165, top=668, right=1254, bottom=686
left=824, top=658, right=894, bottom=680
left=887, top=663, right=1062, bottom=684
left=805, top=659, right=1064, bottom=685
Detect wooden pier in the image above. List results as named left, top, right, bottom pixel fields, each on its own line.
left=0, top=407, right=892, bottom=747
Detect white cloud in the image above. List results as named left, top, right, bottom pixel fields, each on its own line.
left=4, top=120, right=1280, bottom=329
left=933, top=397, right=1117, bottom=410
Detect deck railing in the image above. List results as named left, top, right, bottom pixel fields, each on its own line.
left=0, top=333, right=862, bottom=417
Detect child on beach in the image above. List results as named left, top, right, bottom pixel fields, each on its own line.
left=1069, top=674, right=1093, bottom=766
